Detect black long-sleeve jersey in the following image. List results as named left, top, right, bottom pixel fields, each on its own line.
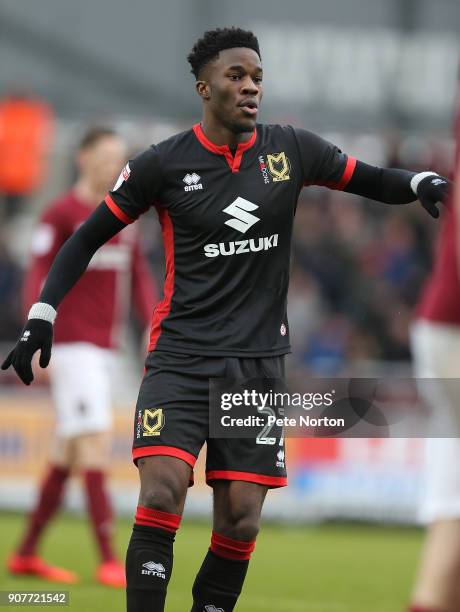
left=105, top=123, right=379, bottom=357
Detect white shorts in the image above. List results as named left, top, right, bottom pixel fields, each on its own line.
left=49, top=343, right=114, bottom=438
left=411, top=320, right=460, bottom=523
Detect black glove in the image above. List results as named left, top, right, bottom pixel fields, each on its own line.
left=1, top=319, right=53, bottom=385
left=416, top=174, right=450, bottom=219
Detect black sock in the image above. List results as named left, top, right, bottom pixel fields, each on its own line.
left=126, top=524, right=175, bottom=612
left=191, top=551, right=249, bottom=612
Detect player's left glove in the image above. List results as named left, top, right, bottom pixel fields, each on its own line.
left=411, top=172, right=450, bottom=219
left=1, top=303, right=56, bottom=385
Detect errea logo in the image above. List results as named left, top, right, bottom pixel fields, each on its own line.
left=276, top=449, right=285, bottom=468
left=183, top=172, right=203, bottom=192
left=141, top=561, right=166, bottom=579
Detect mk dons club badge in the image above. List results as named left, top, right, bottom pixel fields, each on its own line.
left=142, top=408, right=165, bottom=437
left=267, top=152, right=291, bottom=182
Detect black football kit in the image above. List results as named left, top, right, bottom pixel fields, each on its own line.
left=105, top=122, right=360, bottom=485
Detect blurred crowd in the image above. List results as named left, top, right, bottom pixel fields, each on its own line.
left=0, top=97, right=454, bottom=375
left=288, top=189, right=433, bottom=372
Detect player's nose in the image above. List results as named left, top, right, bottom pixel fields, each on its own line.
left=240, top=77, right=260, bottom=96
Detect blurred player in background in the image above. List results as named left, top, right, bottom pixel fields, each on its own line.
left=6, top=127, right=157, bottom=588
left=409, top=91, right=460, bottom=612
left=2, top=28, right=450, bottom=611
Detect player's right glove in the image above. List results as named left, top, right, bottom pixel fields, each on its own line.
left=411, top=172, right=450, bottom=219
left=1, top=303, right=55, bottom=385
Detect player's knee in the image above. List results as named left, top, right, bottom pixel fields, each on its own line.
left=77, top=452, right=106, bottom=470
left=215, top=504, right=261, bottom=541
left=74, top=432, right=109, bottom=469
left=139, top=483, right=182, bottom=516
left=216, top=517, right=260, bottom=541
left=137, top=456, right=190, bottom=515
left=229, top=517, right=260, bottom=542
left=51, top=437, right=74, bottom=467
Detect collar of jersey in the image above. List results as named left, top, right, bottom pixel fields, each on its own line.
left=193, top=123, right=257, bottom=173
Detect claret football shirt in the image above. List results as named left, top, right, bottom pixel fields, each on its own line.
left=416, top=102, right=460, bottom=325
left=25, top=190, right=156, bottom=349
left=106, top=123, right=356, bottom=356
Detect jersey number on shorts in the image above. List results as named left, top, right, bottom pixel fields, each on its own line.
left=256, top=406, right=277, bottom=445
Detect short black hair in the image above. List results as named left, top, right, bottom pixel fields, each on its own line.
left=78, top=126, right=117, bottom=151
left=187, top=27, right=261, bottom=79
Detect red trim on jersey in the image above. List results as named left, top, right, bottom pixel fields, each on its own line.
left=192, top=123, right=257, bottom=173
left=104, top=195, right=134, bottom=224
left=149, top=207, right=174, bottom=350
left=305, top=155, right=357, bottom=191
left=206, top=470, right=287, bottom=488
left=135, top=505, right=181, bottom=533
left=210, top=531, right=256, bottom=561
left=132, top=445, right=197, bottom=468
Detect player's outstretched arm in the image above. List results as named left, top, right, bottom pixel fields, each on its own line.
left=344, top=161, right=450, bottom=218
left=294, top=129, right=450, bottom=218
left=1, top=203, right=126, bottom=385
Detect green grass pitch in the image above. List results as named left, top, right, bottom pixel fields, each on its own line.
left=0, top=512, right=422, bottom=611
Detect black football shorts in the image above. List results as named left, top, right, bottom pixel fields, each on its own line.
left=132, top=350, right=287, bottom=488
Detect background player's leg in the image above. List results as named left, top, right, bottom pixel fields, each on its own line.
left=409, top=439, right=460, bottom=612
left=7, top=438, right=77, bottom=583
left=191, top=480, right=267, bottom=612
left=47, top=343, right=125, bottom=586
left=74, top=431, right=125, bottom=587
left=17, top=439, right=72, bottom=557
left=126, top=455, right=191, bottom=612
left=409, top=323, right=460, bottom=612
left=410, top=518, right=460, bottom=612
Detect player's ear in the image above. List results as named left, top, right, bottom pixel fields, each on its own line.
left=196, top=81, right=211, bottom=101
left=75, top=148, right=87, bottom=174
